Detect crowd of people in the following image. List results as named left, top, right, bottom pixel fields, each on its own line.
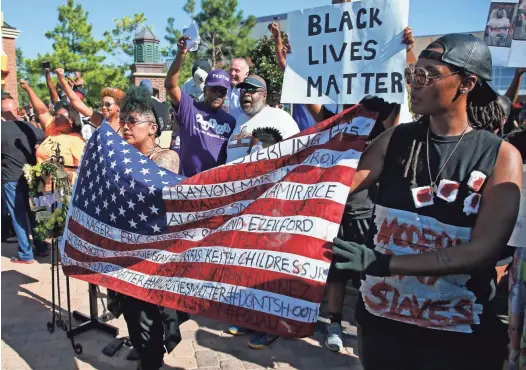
left=1, top=9, right=526, bottom=370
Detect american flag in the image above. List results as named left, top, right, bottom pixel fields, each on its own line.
left=60, top=105, right=376, bottom=337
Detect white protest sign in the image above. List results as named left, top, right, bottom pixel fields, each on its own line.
left=184, top=21, right=201, bottom=52
left=508, top=164, right=526, bottom=247
left=484, top=0, right=526, bottom=67
left=281, top=0, right=409, bottom=105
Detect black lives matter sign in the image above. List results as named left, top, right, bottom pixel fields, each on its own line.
left=281, top=0, right=409, bottom=104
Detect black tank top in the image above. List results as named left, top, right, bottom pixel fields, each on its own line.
left=358, top=120, right=502, bottom=334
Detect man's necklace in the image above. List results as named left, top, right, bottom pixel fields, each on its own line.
left=426, top=124, right=469, bottom=193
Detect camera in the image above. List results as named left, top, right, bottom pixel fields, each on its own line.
left=41, top=61, right=51, bottom=69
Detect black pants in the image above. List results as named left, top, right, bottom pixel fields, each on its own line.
left=121, top=295, right=166, bottom=370
left=120, top=293, right=188, bottom=370
left=357, top=302, right=508, bottom=370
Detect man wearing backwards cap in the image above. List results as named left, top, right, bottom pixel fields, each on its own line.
left=165, top=35, right=236, bottom=176
left=225, top=74, right=299, bottom=163
left=330, top=33, right=522, bottom=369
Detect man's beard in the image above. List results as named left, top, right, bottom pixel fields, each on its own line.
left=244, top=99, right=265, bottom=116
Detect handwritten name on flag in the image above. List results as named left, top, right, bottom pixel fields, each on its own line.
left=59, top=105, right=376, bottom=337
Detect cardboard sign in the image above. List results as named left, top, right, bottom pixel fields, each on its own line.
left=508, top=164, right=526, bottom=247
left=281, top=0, right=409, bottom=104
left=485, top=1, right=526, bottom=67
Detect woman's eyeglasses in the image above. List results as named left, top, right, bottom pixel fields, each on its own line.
left=404, top=67, right=460, bottom=88
left=99, top=102, right=115, bottom=109
left=119, top=117, right=153, bottom=127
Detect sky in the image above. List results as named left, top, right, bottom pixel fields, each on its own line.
left=3, top=0, right=490, bottom=62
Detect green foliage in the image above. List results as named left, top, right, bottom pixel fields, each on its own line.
left=183, top=0, right=256, bottom=66
left=16, top=48, right=49, bottom=106
left=250, top=33, right=288, bottom=105
left=164, top=17, right=194, bottom=84
left=104, top=13, right=148, bottom=60
left=21, top=0, right=128, bottom=106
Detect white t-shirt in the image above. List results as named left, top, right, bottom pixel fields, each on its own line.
left=181, top=78, right=204, bottom=101
left=226, top=106, right=299, bottom=163
left=227, top=88, right=244, bottom=120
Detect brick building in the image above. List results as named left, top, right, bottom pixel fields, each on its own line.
left=1, top=13, right=21, bottom=103
left=130, top=26, right=167, bottom=101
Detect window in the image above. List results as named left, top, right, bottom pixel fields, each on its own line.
left=492, top=67, right=526, bottom=94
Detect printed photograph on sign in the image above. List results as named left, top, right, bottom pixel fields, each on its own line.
left=484, top=2, right=518, bottom=47
left=513, top=9, right=526, bottom=39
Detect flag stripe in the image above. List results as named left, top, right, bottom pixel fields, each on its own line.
left=64, top=233, right=330, bottom=283
left=177, top=138, right=366, bottom=187
left=63, top=264, right=317, bottom=338
left=67, top=218, right=333, bottom=262
left=61, top=257, right=320, bottom=322
left=163, top=167, right=356, bottom=213
left=64, top=243, right=326, bottom=301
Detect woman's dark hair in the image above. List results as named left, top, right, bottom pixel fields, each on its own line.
left=54, top=101, right=82, bottom=133
left=252, top=127, right=283, bottom=146
left=121, top=86, right=160, bottom=136
left=402, top=55, right=505, bottom=185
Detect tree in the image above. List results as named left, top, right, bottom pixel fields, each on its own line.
left=250, top=34, right=288, bottom=105
left=164, top=16, right=195, bottom=84
left=23, top=0, right=128, bottom=105
left=182, top=0, right=256, bottom=67
left=104, top=13, right=148, bottom=62
left=16, top=48, right=49, bottom=107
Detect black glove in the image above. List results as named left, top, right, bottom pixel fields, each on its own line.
left=332, top=237, right=392, bottom=277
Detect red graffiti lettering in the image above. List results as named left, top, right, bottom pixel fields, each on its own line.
left=452, top=298, right=474, bottom=324
left=416, top=276, right=439, bottom=286
left=377, top=217, right=461, bottom=252
left=365, top=282, right=475, bottom=327
left=364, top=282, right=393, bottom=311
left=429, top=299, right=451, bottom=322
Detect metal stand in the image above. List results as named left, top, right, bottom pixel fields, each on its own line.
left=68, top=283, right=119, bottom=339
left=47, top=238, right=67, bottom=333
left=43, top=144, right=118, bottom=354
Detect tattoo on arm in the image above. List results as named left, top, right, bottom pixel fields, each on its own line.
left=435, top=249, right=452, bottom=266
left=152, top=150, right=180, bottom=174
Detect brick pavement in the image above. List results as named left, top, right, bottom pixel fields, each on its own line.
left=1, top=241, right=363, bottom=370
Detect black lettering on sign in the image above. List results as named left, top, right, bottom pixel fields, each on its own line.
left=308, top=46, right=319, bottom=65
left=324, top=13, right=337, bottom=33
left=307, top=76, right=322, bottom=97
left=357, top=8, right=367, bottom=29
left=392, top=72, right=403, bottom=93
left=370, top=8, right=383, bottom=27
left=362, top=72, right=375, bottom=94
left=375, top=72, right=388, bottom=94
left=325, top=75, right=340, bottom=96
left=343, top=73, right=357, bottom=94
left=308, top=14, right=322, bottom=36
left=364, top=40, right=378, bottom=60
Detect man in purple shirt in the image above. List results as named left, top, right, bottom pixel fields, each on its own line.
left=165, top=36, right=236, bottom=177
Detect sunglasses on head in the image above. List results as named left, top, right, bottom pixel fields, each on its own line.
left=404, top=67, right=460, bottom=88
